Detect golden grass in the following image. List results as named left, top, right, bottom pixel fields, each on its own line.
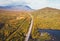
left=31, top=8, right=60, bottom=40
left=0, top=10, right=31, bottom=41
left=0, top=8, right=60, bottom=41
left=32, top=8, right=60, bottom=30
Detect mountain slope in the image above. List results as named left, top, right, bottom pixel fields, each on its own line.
left=32, top=7, right=60, bottom=30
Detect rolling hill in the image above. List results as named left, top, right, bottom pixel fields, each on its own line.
left=32, top=7, right=60, bottom=29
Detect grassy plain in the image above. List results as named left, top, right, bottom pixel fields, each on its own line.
left=0, top=8, right=60, bottom=41
left=0, top=10, right=31, bottom=41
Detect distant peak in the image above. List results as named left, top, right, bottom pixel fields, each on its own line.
left=0, top=5, right=32, bottom=11
left=35, top=7, right=60, bottom=12
left=41, top=7, right=60, bottom=10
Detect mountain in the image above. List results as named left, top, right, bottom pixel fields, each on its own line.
left=35, top=7, right=60, bottom=12
left=32, top=7, right=60, bottom=15
left=0, top=5, right=32, bottom=11
left=32, top=7, right=60, bottom=29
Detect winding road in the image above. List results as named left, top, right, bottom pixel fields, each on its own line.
left=25, top=13, right=33, bottom=41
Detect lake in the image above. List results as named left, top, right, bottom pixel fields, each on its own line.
left=38, top=29, right=60, bottom=41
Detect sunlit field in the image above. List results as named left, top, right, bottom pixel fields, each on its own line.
left=0, top=10, right=31, bottom=41
left=0, top=7, right=60, bottom=41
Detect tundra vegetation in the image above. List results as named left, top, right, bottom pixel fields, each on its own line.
left=0, top=8, right=60, bottom=41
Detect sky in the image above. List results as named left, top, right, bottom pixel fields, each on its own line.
left=0, top=0, right=60, bottom=9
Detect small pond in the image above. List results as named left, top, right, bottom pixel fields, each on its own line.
left=38, top=29, right=60, bottom=41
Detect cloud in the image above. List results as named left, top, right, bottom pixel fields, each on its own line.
left=0, top=0, right=13, bottom=6
left=0, top=0, right=26, bottom=6
left=0, top=0, right=60, bottom=9
left=48, top=0, right=60, bottom=9
left=25, top=0, right=48, bottom=9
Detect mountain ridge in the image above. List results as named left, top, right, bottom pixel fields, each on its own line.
left=33, top=7, right=60, bottom=13
left=0, top=5, right=32, bottom=11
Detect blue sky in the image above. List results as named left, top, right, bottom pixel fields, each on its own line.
left=0, top=0, right=60, bottom=9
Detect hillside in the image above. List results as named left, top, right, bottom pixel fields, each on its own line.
left=32, top=7, right=60, bottom=30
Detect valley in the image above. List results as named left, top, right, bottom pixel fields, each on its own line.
left=0, top=7, right=60, bottom=41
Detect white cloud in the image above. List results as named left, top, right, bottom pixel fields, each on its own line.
left=0, top=0, right=60, bottom=9
left=23, top=0, right=48, bottom=9
left=0, top=0, right=12, bottom=6
left=48, top=0, right=60, bottom=9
